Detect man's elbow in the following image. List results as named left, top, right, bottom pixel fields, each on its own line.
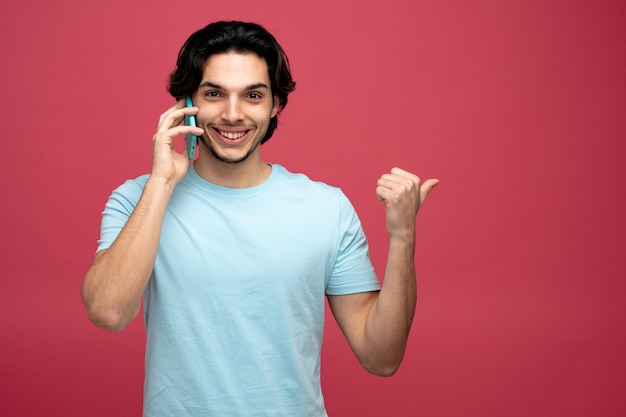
left=82, top=293, right=135, bottom=333
left=361, top=355, right=404, bottom=377
left=85, top=308, right=130, bottom=333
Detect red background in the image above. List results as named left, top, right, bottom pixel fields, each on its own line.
left=1, top=0, right=625, bottom=416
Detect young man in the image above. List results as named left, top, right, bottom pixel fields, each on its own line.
left=82, top=21, right=438, bottom=416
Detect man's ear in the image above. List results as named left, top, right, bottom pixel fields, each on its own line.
left=271, top=96, right=280, bottom=118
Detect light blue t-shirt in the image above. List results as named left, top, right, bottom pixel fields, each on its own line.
left=97, top=164, right=380, bottom=416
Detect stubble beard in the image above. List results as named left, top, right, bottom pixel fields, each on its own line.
left=208, top=142, right=259, bottom=164
left=200, top=130, right=267, bottom=165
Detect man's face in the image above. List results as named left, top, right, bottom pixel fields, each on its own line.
left=194, top=52, right=279, bottom=164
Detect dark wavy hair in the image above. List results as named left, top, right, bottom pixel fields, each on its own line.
left=168, top=21, right=296, bottom=144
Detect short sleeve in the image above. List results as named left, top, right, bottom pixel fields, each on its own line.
left=96, top=175, right=149, bottom=253
left=325, top=193, right=380, bottom=295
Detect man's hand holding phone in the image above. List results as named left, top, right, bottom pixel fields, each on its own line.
left=151, top=98, right=204, bottom=187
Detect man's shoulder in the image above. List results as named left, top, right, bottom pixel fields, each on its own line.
left=273, top=164, right=340, bottom=194
left=108, top=173, right=151, bottom=202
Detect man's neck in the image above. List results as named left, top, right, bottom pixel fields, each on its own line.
left=193, top=154, right=272, bottom=189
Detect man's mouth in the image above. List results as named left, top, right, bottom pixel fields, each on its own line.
left=217, top=130, right=247, bottom=140
left=218, top=130, right=246, bottom=139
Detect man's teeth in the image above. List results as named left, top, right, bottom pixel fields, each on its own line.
left=219, top=130, right=246, bottom=139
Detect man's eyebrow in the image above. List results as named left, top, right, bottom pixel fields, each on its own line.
left=244, top=83, right=270, bottom=91
left=198, top=81, right=222, bottom=89
left=198, top=81, right=269, bottom=91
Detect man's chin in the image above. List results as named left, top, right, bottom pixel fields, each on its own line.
left=209, top=146, right=256, bottom=165
left=199, top=133, right=264, bottom=165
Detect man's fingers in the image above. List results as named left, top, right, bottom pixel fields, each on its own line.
left=153, top=125, right=203, bottom=143
left=420, top=178, right=440, bottom=203
left=377, top=168, right=439, bottom=210
left=157, top=100, right=186, bottom=125
left=156, top=102, right=199, bottom=134
left=378, top=170, right=420, bottom=191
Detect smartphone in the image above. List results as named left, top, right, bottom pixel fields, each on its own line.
left=184, top=96, right=198, bottom=159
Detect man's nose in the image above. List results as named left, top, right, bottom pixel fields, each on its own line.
left=221, top=97, right=243, bottom=122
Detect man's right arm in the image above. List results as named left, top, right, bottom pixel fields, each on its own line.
left=81, top=100, right=203, bottom=332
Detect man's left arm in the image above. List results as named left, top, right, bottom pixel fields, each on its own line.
left=327, top=167, right=438, bottom=376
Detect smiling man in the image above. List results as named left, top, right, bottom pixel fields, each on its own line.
left=195, top=53, right=278, bottom=165
left=82, top=21, right=438, bottom=417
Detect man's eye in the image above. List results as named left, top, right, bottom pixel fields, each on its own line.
left=205, top=91, right=220, bottom=97
left=248, top=93, right=262, bottom=100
